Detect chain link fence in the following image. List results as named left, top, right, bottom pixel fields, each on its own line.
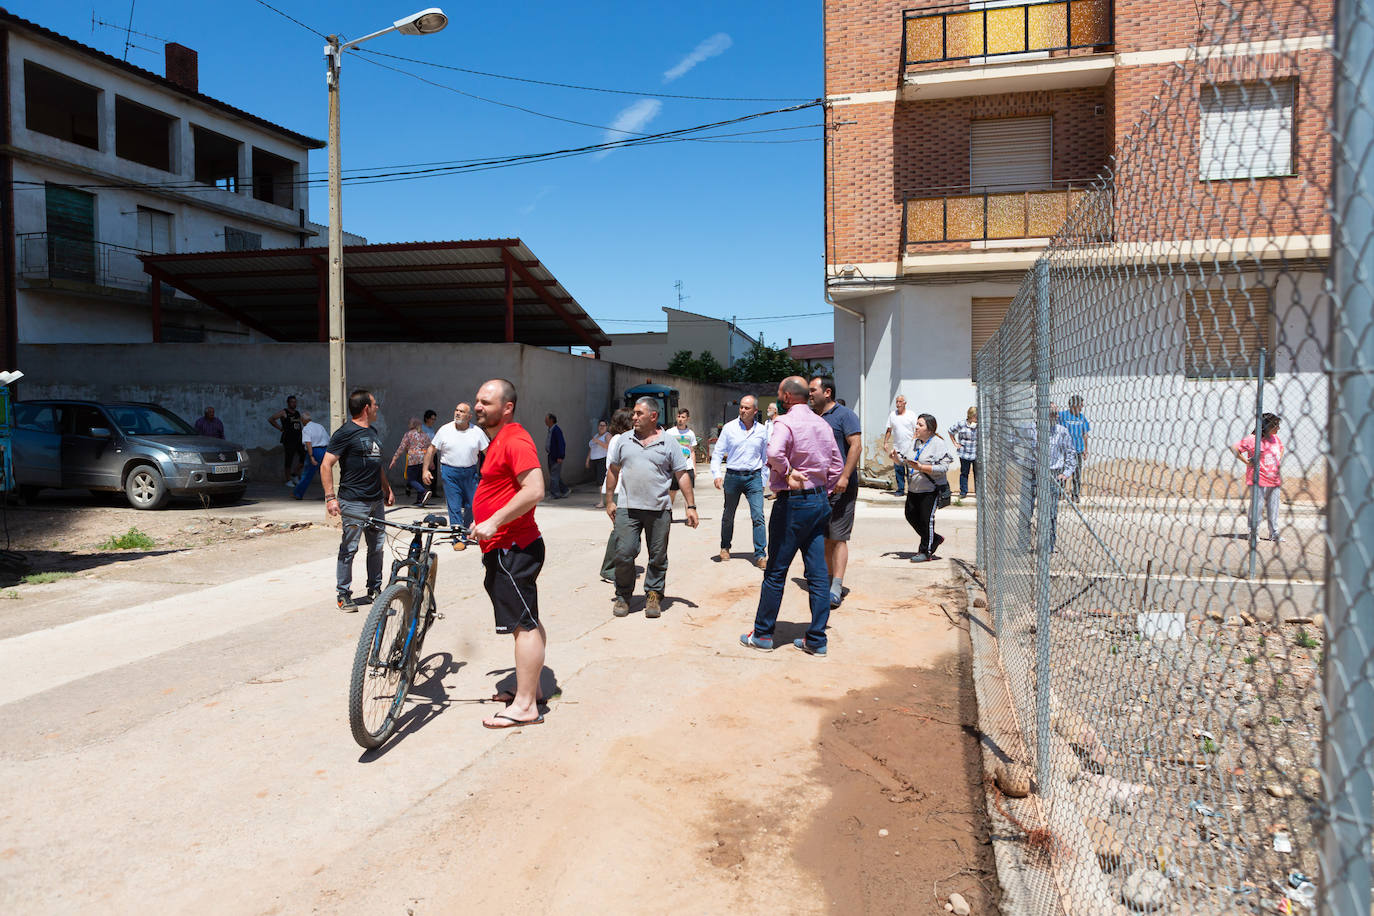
left=971, top=0, right=1372, bottom=910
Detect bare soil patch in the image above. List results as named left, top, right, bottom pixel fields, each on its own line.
left=0, top=496, right=314, bottom=583
left=796, top=652, right=1001, bottom=914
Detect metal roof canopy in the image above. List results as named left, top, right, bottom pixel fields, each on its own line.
left=139, top=239, right=610, bottom=352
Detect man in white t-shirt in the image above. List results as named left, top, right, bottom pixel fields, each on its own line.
left=292, top=410, right=332, bottom=500
left=423, top=402, right=489, bottom=547
left=882, top=394, right=918, bottom=496
left=668, top=408, right=698, bottom=515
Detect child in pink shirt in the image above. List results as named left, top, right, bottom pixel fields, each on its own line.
left=1234, top=413, right=1284, bottom=542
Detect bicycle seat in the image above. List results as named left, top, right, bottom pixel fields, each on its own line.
left=422, top=513, right=449, bottom=527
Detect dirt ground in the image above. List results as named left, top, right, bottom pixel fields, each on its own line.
left=0, top=483, right=999, bottom=914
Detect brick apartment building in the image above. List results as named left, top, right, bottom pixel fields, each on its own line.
left=824, top=0, right=1333, bottom=456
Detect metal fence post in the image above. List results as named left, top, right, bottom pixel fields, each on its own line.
left=1247, top=347, right=1266, bottom=580
left=1033, top=258, right=1054, bottom=795
left=976, top=353, right=987, bottom=571
left=1323, top=0, right=1374, bottom=907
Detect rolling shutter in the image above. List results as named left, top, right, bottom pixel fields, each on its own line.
left=1199, top=82, right=1294, bottom=180
left=44, top=184, right=96, bottom=282
left=972, top=297, right=1014, bottom=379
left=1184, top=287, right=1273, bottom=378
left=971, top=117, right=1052, bottom=191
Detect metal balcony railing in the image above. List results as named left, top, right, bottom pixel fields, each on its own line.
left=903, top=181, right=1111, bottom=246
left=902, top=0, right=1112, bottom=67
left=18, top=233, right=159, bottom=293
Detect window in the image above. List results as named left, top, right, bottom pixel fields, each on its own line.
left=971, top=297, right=1013, bottom=379
left=224, top=226, right=262, bottom=252
left=115, top=97, right=174, bottom=171
left=1184, top=286, right=1274, bottom=378
left=59, top=405, right=109, bottom=438
left=251, top=148, right=295, bottom=209
left=971, top=117, right=1052, bottom=191
left=24, top=62, right=99, bottom=149
left=13, top=404, right=55, bottom=433
left=193, top=125, right=241, bottom=191
left=137, top=207, right=173, bottom=254
left=44, top=184, right=96, bottom=282
left=1199, top=81, right=1294, bottom=180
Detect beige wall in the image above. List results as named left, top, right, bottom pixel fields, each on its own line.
left=19, top=342, right=750, bottom=484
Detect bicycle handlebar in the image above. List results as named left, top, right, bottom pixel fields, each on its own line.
left=340, top=510, right=470, bottom=539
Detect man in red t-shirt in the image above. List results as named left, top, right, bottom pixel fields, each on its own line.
left=471, top=378, right=547, bottom=728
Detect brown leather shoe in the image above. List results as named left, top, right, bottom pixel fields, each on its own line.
left=645, top=591, right=662, bottom=618
left=719, top=548, right=730, bottom=562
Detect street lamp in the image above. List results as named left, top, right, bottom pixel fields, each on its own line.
left=323, top=8, right=448, bottom=433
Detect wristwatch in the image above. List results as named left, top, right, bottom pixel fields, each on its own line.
left=686, top=504, right=696, bottom=509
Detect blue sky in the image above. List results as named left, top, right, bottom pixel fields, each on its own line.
left=16, top=1, right=833, bottom=349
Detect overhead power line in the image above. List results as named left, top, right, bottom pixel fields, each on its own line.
left=355, top=48, right=814, bottom=104
left=9, top=101, right=822, bottom=193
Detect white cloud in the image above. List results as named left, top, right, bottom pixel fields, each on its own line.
left=594, top=99, right=663, bottom=159
left=519, top=186, right=556, bottom=215
left=663, top=33, right=733, bottom=83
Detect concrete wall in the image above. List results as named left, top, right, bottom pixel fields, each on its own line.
left=17, top=343, right=748, bottom=486
left=600, top=332, right=669, bottom=371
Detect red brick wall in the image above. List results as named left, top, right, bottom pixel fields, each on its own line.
left=825, top=0, right=1334, bottom=266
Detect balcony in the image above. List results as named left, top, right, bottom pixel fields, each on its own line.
left=18, top=233, right=165, bottom=299
left=903, top=181, right=1111, bottom=253
left=900, top=0, right=1114, bottom=99
left=903, top=0, right=1112, bottom=65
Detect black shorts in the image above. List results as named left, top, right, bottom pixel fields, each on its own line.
left=669, top=468, right=695, bottom=491
left=482, top=538, right=545, bottom=634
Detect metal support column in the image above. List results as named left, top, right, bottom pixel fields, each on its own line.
left=1323, top=0, right=1374, bottom=907
left=1032, top=259, right=1054, bottom=797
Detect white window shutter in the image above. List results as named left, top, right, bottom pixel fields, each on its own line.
left=1199, top=82, right=1294, bottom=180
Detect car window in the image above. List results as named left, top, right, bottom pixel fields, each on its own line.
left=59, top=406, right=109, bottom=437
left=13, top=404, right=55, bottom=433
left=107, top=405, right=195, bottom=436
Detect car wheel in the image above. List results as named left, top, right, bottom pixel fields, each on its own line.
left=125, top=465, right=168, bottom=510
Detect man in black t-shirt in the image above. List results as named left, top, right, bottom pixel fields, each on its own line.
left=269, top=395, right=307, bottom=485
left=320, top=388, right=395, bottom=612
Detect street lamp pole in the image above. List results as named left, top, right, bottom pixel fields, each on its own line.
left=322, top=8, right=448, bottom=433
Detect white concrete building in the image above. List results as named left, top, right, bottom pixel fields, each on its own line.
left=0, top=10, right=323, bottom=358
left=601, top=306, right=757, bottom=371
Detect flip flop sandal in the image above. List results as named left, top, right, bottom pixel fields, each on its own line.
left=483, top=713, right=545, bottom=729
left=490, top=691, right=550, bottom=704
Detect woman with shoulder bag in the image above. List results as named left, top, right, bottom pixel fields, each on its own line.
left=891, top=413, right=955, bottom=562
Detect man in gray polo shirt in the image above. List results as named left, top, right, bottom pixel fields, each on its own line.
left=604, top=397, right=699, bottom=619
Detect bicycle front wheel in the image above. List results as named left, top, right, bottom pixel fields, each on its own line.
left=348, top=583, right=414, bottom=749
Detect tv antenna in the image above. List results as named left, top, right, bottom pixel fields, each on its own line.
left=674, top=280, right=688, bottom=310
left=90, top=12, right=170, bottom=59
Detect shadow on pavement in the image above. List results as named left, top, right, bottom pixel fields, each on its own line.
left=357, top=653, right=467, bottom=761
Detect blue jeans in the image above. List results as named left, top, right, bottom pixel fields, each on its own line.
left=441, top=463, right=479, bottom=528
left=751, top=490, right=832, bottom=649
left=549, top=458, right=569, bottom=497
left=721, top=470, right=766, bottom=558
left=337, top=496, right=385, bottom=597
left=894, top=463, right=907, bottom=495
left=293, top=446, right=327, bottom=498
left=1018, top=473, right=1061, bottom=553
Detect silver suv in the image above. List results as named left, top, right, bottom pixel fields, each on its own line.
left=13, top=400, right=249, bottom=509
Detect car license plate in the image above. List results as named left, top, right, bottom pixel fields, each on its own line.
left=212, top=464, right=237, bottom=474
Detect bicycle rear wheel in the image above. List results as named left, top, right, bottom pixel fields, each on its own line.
left=348, top=583, right=414, bottom=749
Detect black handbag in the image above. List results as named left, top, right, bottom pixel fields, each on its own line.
left=933, top=480, right=952, bottom=509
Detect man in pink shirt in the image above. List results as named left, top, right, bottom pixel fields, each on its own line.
left=740, top=376, right=844, bottom=657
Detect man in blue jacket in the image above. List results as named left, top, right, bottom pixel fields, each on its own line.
left=544, top=413, right=570, bottom=499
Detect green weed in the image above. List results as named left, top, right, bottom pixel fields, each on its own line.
left=1269, top=716, right=1283, bottom=726
left=21, top=571, right=73, bottom=585
left=98, top=528, right=156, bottom=551
left=1244, top=655, right=1258, bottom=665
left=1202, top=737, right=1219, bottom=754
left=1295, top=628, right=1319, bottom=649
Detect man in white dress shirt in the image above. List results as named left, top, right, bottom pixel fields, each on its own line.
left=711, top=395, right=769, bottom=569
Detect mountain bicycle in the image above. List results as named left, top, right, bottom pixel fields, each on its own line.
left=345, top=510, right=469, bottom=749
